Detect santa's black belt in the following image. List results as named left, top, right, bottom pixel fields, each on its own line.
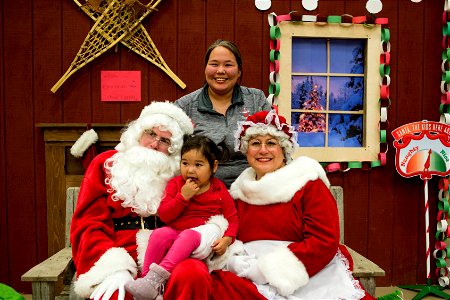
left=113, top=216, right=163, bottom=231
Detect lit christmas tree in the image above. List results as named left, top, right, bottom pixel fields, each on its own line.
left=298, top=84, right=326, bottom=133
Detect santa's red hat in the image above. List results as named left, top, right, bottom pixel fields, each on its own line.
left=234, top=109, right=298, bottom=161
left=70, top=129, right=99, bottom=169
left=116, top=101, right=194, bottom=156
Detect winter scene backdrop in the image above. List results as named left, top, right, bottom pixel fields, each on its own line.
left=291, top=38, right=365, bottom=148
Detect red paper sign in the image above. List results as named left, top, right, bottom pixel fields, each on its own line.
left=101, top=71, right=141, bottom=102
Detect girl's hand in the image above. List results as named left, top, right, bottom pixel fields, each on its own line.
left=181, top=178, right=199, bottom=200
left=211, top=236, right=232, bottom=256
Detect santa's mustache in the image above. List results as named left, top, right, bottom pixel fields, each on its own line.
left=120, top=146, right=176, bottom=175
left=105, top=145, right=179, bottom=216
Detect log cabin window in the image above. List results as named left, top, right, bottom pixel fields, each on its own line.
left=277, top=22, right=382, bottom=162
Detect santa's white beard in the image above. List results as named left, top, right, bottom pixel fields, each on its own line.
left=105, top=146, right=179, bottom=216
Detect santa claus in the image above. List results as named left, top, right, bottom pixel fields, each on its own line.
left=70, top=101, right=194, bottom=300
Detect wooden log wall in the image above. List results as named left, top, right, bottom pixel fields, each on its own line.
left=0, top=0, right=444, bottom=293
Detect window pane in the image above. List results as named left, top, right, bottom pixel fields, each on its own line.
left=329, top=114, right=363, bottom=147
left=291, top=76, right=327, bottom=109
left=329, top=39, right=365, bottom=74
left=292, top=38, right=326, bottom=73
left=292, top=111, right=326, bottom=147
left=329, top=77, right=364, bottom=111
left=297, top=132, right=326, bottom=147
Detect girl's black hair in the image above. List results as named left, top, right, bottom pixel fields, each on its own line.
left=181, top=135, right=230, bottom=169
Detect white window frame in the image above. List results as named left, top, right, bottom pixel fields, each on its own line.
left=277, top=22, right=382, bottom=162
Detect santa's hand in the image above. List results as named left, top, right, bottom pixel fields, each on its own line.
left=227, top=255, right=267, bottom=284
left=191, top=223, right=222, bottom=260
left=90, top=270, right=133, bottom=300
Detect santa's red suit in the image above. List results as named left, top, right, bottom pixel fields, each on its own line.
left=70, top=101, right=194, bottom=299
left=71, top=150, right=156, bottom=298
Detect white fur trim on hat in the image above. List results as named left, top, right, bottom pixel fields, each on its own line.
left=116, top=101, right=194, bottom=155
left=234, top=110, right=298, bottom=161
left=70, top=129, right=98, bottom=158
left=139, top=101, right=194, bottom=136
left=74, top=247, right=137, bottom=297
left=258, top=246, right=309, bottom=296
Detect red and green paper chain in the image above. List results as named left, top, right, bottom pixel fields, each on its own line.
left=434, top=4, right=450, bottom=287
left=436, top=178, right=450, bottom=286
left=267, top=12, right=390, bottom=172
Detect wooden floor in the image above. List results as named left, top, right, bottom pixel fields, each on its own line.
left=22, top=287, right=450, bottom=299
left=375, top=286, right=450, bottom=299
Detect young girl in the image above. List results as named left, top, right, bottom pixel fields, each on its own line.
left=125, top=135, right=238, bottom=300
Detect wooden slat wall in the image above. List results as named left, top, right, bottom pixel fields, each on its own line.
left=3, top=0, right=37, bottom=292
left=0, top=0, right=6, bottom=286
left=148, top=0, right=179, bottom=102
left=396, top=0, right=428, bottom=285
left=0, top=0, right=445, bottom=293
left=33, top=0, right=61, bottom=272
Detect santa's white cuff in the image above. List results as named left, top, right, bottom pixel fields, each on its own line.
left=191, top=215, right=229, bottom=258
left=207, top=239, right=245, bottom=272
left=205, top=214, right=229, bottom=233
left=258, top=246, right=309, bottom=296
left=74, top=247, right=137, bottom=297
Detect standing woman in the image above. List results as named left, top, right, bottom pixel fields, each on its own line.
left=175, top=39, right=271, bottom=188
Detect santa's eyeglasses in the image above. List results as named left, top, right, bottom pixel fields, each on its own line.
left=143, top=129, right=172, bottom=148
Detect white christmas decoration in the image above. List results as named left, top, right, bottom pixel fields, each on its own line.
left=366, top=0, right=382, bottom=14
left=255, top=0, right=271, bottom=11
left=70, top=129, right=98, bottom=158
left=411, top=0, right=422, bottom=2
left=302, top=0, right=318, bottom=11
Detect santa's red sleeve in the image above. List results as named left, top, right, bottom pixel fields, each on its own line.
left=257, top=179, right=340, bottom=296
left=70, top=150, right=137, bottom=298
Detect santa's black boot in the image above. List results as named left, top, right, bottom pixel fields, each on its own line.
left=125, top=263, right=170, bottom=300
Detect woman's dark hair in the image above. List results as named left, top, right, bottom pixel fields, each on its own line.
left=204, top=39, right=243, bottom=82
left=181, top=135, right=230, bottom=170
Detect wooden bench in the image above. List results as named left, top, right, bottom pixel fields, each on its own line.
left=21, top=187, right=81, bottom=300
left=22, top=186, right=384, bottom=299
left=330, top=187, right=385, bottom=296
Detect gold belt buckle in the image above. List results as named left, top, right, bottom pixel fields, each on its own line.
left=140, top=216, right=145, bottom=230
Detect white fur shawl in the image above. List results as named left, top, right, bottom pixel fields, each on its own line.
left=229, top=156, right=329, bottom=205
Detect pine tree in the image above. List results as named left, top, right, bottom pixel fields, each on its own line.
left=298, top=84, right=326, bottom=133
